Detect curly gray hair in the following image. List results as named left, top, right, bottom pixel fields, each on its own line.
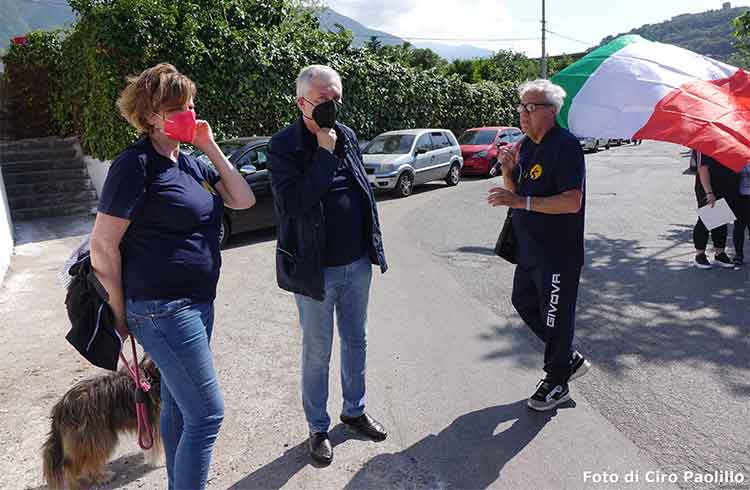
left=518, top=79, right=567, bottom=114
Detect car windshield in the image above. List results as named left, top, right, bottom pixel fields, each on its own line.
left=192, top=141, right=247, bottom=165
left=459, top=130, right=497, bottom=146
left=363, top=134, right=416, bottom=155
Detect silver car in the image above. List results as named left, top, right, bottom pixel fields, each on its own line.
left=578, top=136, right=610, bottom=152
left=362, top=129, right=464, bottom=197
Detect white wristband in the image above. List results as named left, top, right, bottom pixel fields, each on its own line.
left=526, top=196, right=531, bottom=211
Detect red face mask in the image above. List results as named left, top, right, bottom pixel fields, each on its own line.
left=163, top=110, right=197, bottom=143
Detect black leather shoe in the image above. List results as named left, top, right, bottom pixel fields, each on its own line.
left=340, top=413, right=387, bottom=441
left=308, top=432, right=333, bottom=465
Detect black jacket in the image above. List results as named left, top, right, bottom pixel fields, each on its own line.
left=268, top=118, right=387, bottom=300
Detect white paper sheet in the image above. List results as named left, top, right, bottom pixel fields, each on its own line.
left=697, top=198, right=736, bottom=231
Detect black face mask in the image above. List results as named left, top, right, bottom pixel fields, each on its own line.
left=304, top=98, right=341, bottom=129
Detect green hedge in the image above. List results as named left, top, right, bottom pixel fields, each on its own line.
left=2, top=31, right=63, bottom=139
left=2, top=0, right=519, bottom=158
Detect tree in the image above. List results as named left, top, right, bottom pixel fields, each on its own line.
left=408, top=47, right=448, bottom=71
left=731, top=11, right=750, bottom=67
left=445, top=50, right=539, bottom=84
left=365, top=36, right=382, bottom=52
left=445, top=59, right=477, bottom=83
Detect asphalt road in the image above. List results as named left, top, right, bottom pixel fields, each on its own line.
left=0, top=140, right=746, bottom=490
left=397, top=140, right=749, bottom=490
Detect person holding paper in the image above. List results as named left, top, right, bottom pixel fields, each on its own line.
left=692, top=150, right=740, bottom=269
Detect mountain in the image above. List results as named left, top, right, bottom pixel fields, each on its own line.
left=0, top=0, right=75, bottom=51
left=406, top=42, right=492, bottom=62
left=315, top=8, right=492, bottom=61
left=599, top=4, right=749, bottom=63
left=316, top=7, right=406, bottom=47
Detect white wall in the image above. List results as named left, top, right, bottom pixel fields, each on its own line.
left=85, top=156, right=111, bottom=198
left=0, top=167, right=14, bottom=285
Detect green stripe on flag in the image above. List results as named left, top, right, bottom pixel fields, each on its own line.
left=552, top=35, right=642, bottom=130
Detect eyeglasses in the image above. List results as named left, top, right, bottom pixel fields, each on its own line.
left=516, top=103, right=553, bottom=114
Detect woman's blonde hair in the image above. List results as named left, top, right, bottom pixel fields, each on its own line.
left=116, top=63, right=196, bottom=134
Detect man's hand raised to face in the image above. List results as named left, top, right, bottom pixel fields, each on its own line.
left=317, top=128, right=337, bottom=153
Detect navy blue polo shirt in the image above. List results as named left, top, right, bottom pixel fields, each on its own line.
left=300, top=124, right=367, bottom=267
left=512, top=125, right=586, bottom=268
left=98, top=137, right=224, bottom=301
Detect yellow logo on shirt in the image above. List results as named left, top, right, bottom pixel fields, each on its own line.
left=201, top=180, right=218, bottom=196
left=530, top=163, right=543, bottom=180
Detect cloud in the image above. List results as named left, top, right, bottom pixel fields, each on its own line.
left=323, top=0, right=526, bottom=52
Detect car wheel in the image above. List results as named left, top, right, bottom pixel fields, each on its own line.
left=394, top=172, right=414, bottom=198
left=446, top=163, right=461, bottom=186
left=219, top=215, right=230, bottom=249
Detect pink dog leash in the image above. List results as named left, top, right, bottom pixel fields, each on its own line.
left=119, top=336, right=155, bottom=450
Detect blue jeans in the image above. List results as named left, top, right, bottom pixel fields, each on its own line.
left=127, top=298, right=224, bottom=490
left=294, top=255, right=373, bottom=433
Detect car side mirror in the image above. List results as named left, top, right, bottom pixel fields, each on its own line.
left=496, top=141, right=508, bottom=147
left=240, top=164, right=257, bottom=175
left=415, top=147, right=428, bottom=155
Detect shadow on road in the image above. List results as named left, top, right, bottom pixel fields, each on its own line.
left=227, top=401, right=565, bottom=490
left=227, top=424, right=368, bottom=490
left=343, top=400, right=568, bottom=490
left=479, top=228, right=750, bottom=394
left=24, top=452, right=159, bottom=490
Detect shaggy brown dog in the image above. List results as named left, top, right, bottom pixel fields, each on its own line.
left=42, top=358, right=162, bottom=490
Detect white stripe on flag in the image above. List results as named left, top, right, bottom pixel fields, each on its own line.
left=568, top=41, right=736, bottom=139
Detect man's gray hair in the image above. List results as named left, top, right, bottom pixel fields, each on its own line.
left=296, top=65, right=342, bottom=98
left=518, top=79, right=566, bottom=114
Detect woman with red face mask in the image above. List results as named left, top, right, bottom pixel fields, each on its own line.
left=90, top=63, right=255, bottom=490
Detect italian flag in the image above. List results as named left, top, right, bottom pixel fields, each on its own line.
left=552, top=35, right=750, bottom=172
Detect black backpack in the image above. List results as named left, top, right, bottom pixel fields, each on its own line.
left=61, top=150, right=156, bottom=371
left=64, top=251, right=121, bottom=371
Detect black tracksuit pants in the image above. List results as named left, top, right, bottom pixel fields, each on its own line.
left=512, top=263, right=581, bottom=385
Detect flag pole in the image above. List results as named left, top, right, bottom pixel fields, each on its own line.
left=541, top=0, right=547, bottom=79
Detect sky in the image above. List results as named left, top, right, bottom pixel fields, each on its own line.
left=321, top=0, right=750, bottom=57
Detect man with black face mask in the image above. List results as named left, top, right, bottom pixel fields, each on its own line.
left=268, top=65, right=388, bottom=466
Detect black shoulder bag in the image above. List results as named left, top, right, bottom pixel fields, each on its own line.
left=63, top=152, right=156, bottom=371
left=493, top=163, right=523, bottom=264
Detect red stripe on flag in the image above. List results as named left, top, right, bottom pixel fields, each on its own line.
left=633, top=69, right=750, bottom=172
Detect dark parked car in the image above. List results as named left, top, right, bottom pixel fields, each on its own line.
left=192, top=137, right=275, bottom=247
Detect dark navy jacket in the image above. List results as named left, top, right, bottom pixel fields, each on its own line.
left=268, top=118, right=387, bottom=300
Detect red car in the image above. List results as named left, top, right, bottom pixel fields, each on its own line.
left=459, top=126, right=523, bottom=176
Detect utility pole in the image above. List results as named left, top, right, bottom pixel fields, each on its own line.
left=540, top=0, right=547, bottom=79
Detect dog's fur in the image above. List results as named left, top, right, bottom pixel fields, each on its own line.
left=42, top=359, right=162, bottom=490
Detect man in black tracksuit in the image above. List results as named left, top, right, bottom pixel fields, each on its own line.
left=488, top=79, right=592, bottom=411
